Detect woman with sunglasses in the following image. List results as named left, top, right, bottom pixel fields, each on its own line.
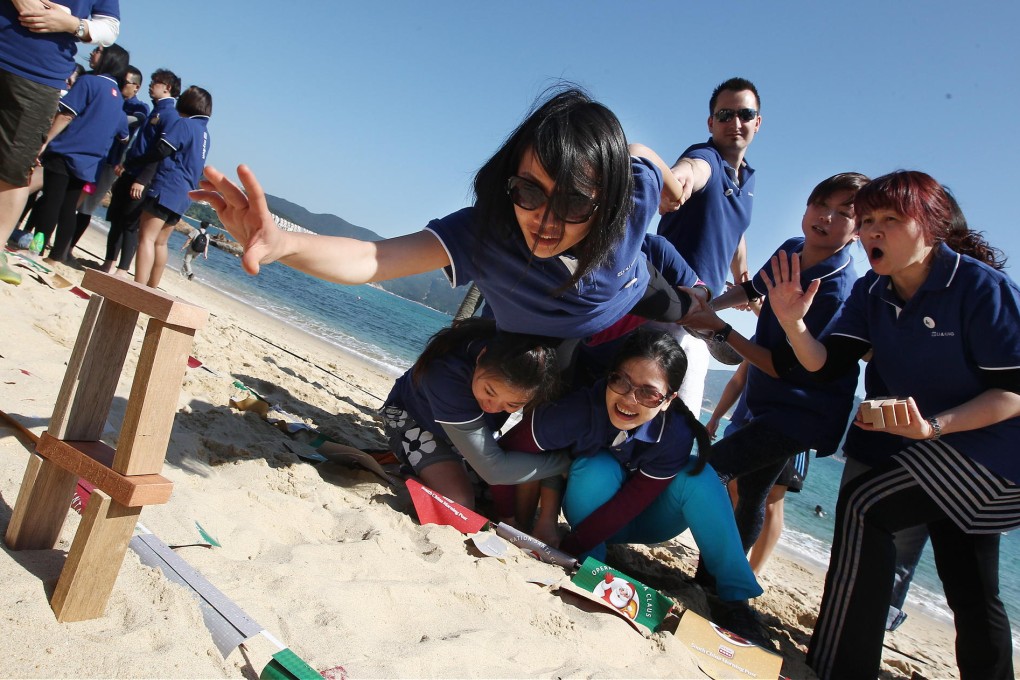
left=500, top=329, right=765, bottom=637
left=764, top=171, right=1020, bottom=680
left=192, top=87, right=703, bottom=345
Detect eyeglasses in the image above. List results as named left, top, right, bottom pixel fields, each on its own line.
left=507, top=176, right=598, bottom=224
left=607, top=372, right=671, bottom=408
left=713, top=108, right=758, bottom=123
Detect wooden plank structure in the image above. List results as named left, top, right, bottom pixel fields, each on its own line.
left=4, top=270, right=207, bottom=622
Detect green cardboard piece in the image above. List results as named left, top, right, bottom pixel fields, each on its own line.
left=195, top=521, right=221, bottom=547
left=570, top=556, right=676, bottom=634
left=260, top=648, right=322, bottom=680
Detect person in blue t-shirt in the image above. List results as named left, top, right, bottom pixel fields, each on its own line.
left=132, top=85, right=212, bottom=288
left=72, top=64, right=148, bottom=249
left=654, top=77, right=762, bottom=414
left=23, top=43, right=130, bottom=265
left=766, top=171, right=1020, bottom=680
left=500, top=328, right=768, bottom=644
left=191, top=87, right=707, bottom=346
left=101, top=67, right=181, bottom=276
left=380, top=317, right=569, bottom=509
left=684, top=172, right=868, bottom=557
left=0, top=0, right=120, bottom=284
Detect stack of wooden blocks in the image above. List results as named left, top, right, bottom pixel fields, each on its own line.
left=4, top=270, right=206, bottom=622
left=858, top=398, right=909, bottom=429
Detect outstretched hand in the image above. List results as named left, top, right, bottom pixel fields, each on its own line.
left=761, top=252, right=819, bottom=326
left=189, top=165, right=283, bottom=275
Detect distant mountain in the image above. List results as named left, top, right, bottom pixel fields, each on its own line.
left=263, top=194, right=469, bottom=316
left=264, top=194, right=381, bottom=242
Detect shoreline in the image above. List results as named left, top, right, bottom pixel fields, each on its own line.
left=0, top=225, right=1013, bottom=677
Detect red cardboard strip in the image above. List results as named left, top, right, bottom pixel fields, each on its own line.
left=405, top=479, right=489, bottom=534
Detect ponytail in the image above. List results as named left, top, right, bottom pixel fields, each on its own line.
left=412, top=318, right=561, bottom=407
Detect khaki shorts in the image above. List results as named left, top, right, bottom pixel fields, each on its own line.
left=0, top=69, right=60, bottom=187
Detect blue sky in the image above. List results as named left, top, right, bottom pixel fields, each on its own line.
left=111, top=1, right=1019, bottom=340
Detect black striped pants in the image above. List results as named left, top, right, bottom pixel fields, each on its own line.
left=808, top=441, right=1019, bottom=680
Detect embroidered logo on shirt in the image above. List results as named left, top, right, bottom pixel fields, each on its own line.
left=923, top=316, right=935, bottom=328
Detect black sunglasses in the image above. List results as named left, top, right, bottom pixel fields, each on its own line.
left=507, top=176, right=598, bottom=224
left=607, top=372, right=671, bottom=409
left=713, top=108, right=758, bottom=123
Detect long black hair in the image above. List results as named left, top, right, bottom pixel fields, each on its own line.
left=93, top=43, right=129, bottom=89
left=609, top=329, right=713, bottom=474
left=473, top=85, right=633, bottom=291
left=412, top=317, right=560, bottom=408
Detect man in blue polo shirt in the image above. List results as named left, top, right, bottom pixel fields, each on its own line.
left=0, top=0, right=120, bottom=285
left=656, top=76, right=762, bottom=413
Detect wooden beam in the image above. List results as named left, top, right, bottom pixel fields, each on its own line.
left=50, top=489, right=140, bottom=622
left=82, top=269, right=208, bottom=330
left=36, top=434, right=173, bottom=507
left=4, top=454, right=77, bottom=550
left=114, top=319, right=196, bottom=475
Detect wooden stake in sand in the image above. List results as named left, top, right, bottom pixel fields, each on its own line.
left=4, top=270, right=207, bottom=622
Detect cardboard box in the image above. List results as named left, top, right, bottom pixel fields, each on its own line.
left=674, top=610, right=782, bottom=679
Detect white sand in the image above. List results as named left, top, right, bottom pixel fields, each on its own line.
left=0, top=227, right=993, bottom=679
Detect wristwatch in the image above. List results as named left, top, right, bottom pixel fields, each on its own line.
left=75, top=19, right=86, bottom=40
left=712, top=323, right=733, bottom=344
left=927, top=416, right=942, bottom=441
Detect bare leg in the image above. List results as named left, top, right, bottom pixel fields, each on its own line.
left=146, top=222, right=175, bottom=288
left=747, top=486, right=787, bottom=575
left=133, top=211, right=166, bottom=286
left=419, top=460, right=476, bottom=510
left=0, top=179, right=34, bottom=245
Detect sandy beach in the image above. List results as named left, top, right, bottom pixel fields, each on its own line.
left=0, top=226, right=1006, bottom=679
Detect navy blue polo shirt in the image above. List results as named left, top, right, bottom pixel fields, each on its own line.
left=656, top=139, right=754, bottom=296
left=744, top=237, right=859, bottom=454
left=527, top=379, right=694, bottom=479
left=827, top=243, right=1020, bottom=482
left=46, top=73, right=128, bottom=182
left=576, top=233, right=700, bottom=376
left=124, top=97, right=178, bottom=175
left=0, top=0, right=119, bottom=89
left=104, top=95, right=150, bottom=165
left=426, top=156, right=661, bottom=339
left=148, top=115, right=210, bottom=215
left=383, top=339, right=504, bottom=444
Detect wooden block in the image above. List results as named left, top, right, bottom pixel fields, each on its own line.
left=82, top=269, right=208, bottom=331
left=36, top=434, right=173, bottom=507
left=4, top=453, right=77, bottom=550
left=50, top=489, right=141, bottom=622
left=880, top=400, right=898, bottom=427
left=859, top=400, right=885, bottom=428
left=114, top=318, right=196, bottom=475
left=892, top=400, right=909, bottom=426
left=50, top=296, right=137, bottom=441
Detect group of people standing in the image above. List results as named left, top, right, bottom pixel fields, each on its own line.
left=194, top=76, right=1020, bottom=679
left=0, top=0, right=211, bottom=290
left=4, top=16, right=1017, bottom=674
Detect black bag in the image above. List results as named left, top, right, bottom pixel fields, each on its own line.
left=191, top=231, right=208, bottom=252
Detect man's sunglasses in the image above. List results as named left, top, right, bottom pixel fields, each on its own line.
left=607, top=372, right=671, bottom=409
left=507, top=176, right=598, bottom=224
left=713, top=108, right=759, bottom=123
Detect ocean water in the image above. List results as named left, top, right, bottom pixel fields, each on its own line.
left=82, top=214, right=1019, bottom=650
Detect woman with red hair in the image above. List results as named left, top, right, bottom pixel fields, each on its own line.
left=766, top=170, right=1020, bottom=679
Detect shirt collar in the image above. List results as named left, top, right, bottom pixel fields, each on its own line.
left=705, top=138, right=754, bottom=174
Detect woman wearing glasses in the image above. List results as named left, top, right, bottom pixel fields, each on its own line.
left=500, top=329, right=765, bottom=637
left=192, top=87, right=703, bottom=345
